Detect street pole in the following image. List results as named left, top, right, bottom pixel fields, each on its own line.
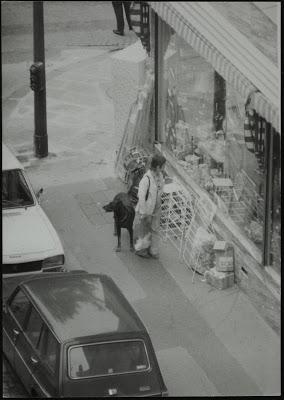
left=33, top=1, right=48, bottom=158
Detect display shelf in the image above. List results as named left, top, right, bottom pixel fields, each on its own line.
left=229, top=200, right=248, bottom=225
left=212, top=177, right=233, bottom=211
left=160, top=183, right=195, bottom=257
left=229, top=169, right=264, bottom=225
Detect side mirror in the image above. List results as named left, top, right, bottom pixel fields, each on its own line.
left=36, top=188, right=43, bottom=202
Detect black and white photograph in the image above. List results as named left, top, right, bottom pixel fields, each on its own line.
left=2, top=1, right=281, bottom=397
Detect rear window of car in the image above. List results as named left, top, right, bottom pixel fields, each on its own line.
left=68, top=340, right=150, bottom=379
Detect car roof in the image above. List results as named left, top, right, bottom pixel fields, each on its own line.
left=22, top=273, right=145, bottom=342
left=2, top=143, right=23, bottom=171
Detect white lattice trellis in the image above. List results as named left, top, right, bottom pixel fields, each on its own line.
left=160, top=182, right=195, bottom=257
left=160, top=180, right=217, bottom=282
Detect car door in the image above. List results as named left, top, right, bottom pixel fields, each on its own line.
left=29, top=322, right=60, bottom=397
left=3, top=288, right=32, bottom=392
left=20, top=304, right=58, bottom=397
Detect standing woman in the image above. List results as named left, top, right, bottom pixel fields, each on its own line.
left=135, top=154, right=166, bottom=258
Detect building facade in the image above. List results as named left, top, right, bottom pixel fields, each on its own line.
left=115, top=2, right=280, bottom=334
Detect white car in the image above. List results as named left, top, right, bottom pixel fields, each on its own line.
left=2, top=143, right=65, bottom=276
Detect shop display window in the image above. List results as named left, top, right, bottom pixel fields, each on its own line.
left=160, top=33, right=270, bottom=256
left=271, top=131, right=281, bottom=272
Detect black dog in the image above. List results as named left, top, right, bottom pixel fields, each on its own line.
left=103, top=192, right=135, bottom=252
left=103, top=162, right=145, bottom=252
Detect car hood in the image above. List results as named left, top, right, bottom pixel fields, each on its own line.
left=3, top=206, right=62, bottom=259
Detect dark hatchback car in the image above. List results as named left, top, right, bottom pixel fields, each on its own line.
left=2, top=271, right=168, bottom=397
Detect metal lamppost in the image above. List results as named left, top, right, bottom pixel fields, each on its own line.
left=30, top=1, right=48, bottom=158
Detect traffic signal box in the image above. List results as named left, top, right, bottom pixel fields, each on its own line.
left=30, top=62, right=44, bottom=92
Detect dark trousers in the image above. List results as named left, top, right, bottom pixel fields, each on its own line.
left=112, top=1, right=132, bottom=32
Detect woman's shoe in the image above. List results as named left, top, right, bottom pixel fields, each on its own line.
left=135, top=249, right=151, bottom=258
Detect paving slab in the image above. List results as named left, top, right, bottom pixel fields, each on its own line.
left=157, top=347, right=220, bottom=397
left=159, top=234, right=281, bottom=395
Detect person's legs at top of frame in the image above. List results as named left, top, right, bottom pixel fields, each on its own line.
left=112, top=1, right=133, bottom=36
left=122, top=1, right=133, bottom=31
left=112, top=1, right=125, bottom=35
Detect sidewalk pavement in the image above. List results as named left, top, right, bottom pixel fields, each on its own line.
left=2, top=41, right=280, bottom=395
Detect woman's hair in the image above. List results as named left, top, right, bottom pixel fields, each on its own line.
left=150, top=154, right=166, bottom=170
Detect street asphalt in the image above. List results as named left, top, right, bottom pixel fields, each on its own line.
left=2, top=37, right=281, bottom=397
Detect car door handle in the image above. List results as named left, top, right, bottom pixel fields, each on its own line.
left=31, top=356, right=39, bottom=365
left=13, top=328, right=20, bottom=336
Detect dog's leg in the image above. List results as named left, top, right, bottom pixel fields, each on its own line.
left=113, top=219, right=117, bottom=236
left=129, top=226, right=134, bottom=252
left=115, top=225, right=121, bottom=252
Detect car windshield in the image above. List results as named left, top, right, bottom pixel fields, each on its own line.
left=69, top=340, right=150, bottom=379
left=2, top=169, right=34, bottom=208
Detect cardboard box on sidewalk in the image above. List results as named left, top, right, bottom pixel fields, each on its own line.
left=213, top=241, right=234, bottom=272
left=204, top=267, right=234, bottom=290
left=216, top=256, right=234, bottom=272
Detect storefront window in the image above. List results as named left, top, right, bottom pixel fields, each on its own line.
left=224, top=85, right=265, bottom=252
left=163, top=34, right=215, bottom=155
left=271, top=131, right=281, bottom=272
left=160, top=33, right=269, bottom=255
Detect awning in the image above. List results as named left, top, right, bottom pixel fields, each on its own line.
left=149, top=2, right=279, bottom=132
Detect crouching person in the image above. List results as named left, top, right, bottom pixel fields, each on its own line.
left=134, top=154, right=166, bottom=258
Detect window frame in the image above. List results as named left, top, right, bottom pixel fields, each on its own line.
left=16, top=300, right=60, bottom=378
left=153, top=13, right=280, bottom=268
left=2, top=168, right=35, bottom=209
left=24, top=304, right=46, bottom=349
left=37, top=323, right=60, bottom=376
left=67, top=338, right=151, bottom=380
left=7, top=288, right=32, bottom=330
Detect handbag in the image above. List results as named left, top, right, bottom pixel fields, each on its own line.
left=134, top=214, right=152, bottom=251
